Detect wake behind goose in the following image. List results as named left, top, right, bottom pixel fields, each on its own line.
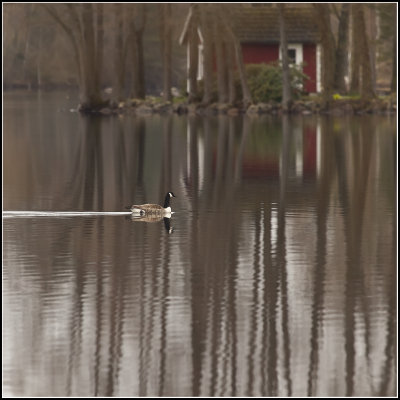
left=3, top=211, right=131, bottom=218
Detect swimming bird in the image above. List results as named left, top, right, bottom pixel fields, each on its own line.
left=126, top=192, right=176, bottom=216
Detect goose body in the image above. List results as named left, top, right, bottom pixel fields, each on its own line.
left=126, top=192, right=176, bottom=216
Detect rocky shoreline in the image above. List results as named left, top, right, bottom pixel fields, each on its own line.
left=87, top=96, right=396, bottom=117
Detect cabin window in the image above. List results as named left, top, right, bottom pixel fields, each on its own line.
left=279, top=44, right=304, bottom=90
left=288, top=49, right=296, bottom=65
left=279, top=44, right=303, bottom=66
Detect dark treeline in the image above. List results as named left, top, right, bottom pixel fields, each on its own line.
left=3, top=4, right=188, bottom=107
left=3, top=3, right=397, bottom=112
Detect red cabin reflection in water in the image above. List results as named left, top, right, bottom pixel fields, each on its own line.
left=240, top=124, right=317, bottom=181
left=302, top=127, right=316, bottom=178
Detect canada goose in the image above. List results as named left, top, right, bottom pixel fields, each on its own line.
left=126, top=192, right=176, bottom=215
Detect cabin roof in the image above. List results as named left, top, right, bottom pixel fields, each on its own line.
left=232, top=5, right=320, bottom=44
left=179, top=6, right=194, bottom=45
left=179, top=4, right=320, bottom=46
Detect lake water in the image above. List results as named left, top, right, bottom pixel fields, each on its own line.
left=3, top=91, right=397, bottom=397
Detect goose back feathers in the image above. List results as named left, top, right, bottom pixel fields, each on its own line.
left=126, top=192, right=176, bottom=215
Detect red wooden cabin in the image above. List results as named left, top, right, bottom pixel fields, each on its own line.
left=180, top=5, right=321, bottom=94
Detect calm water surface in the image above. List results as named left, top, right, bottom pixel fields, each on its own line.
left=3, top=91, right=397, bottom=396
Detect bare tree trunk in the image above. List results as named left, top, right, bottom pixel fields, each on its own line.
left=356, top=4, right=375, bottom=99
left=80, top=4, right=103, bottom=108
left=279, top=4, right=292, bottom=110
left=213, top=10, right=228, bottom=103
left=44, top=5, right=82, bottom=84
left=236, top=46, right=252, bottom=106
left=313, top=4, right=336, bottom=106
left=95, top=4, right=104, bottom=92
left=226, top=39, right=237, bottom=104
left=187, top=8, right=199, bottom=103
left=114, top=5, right=126, bottom=101
left=128, top=4, right=146, bottom=99
left=199, top=5, right=213, bottom=104
left=334, top=4, right=350, bottom=94
left=44, top=4, right=104, bottom=110
left=36, top=24, right=43, bottom=87
left=366, top=6, right=377, bottom=94
left=350, top=5, right=361, bottom=94
left=136, top=6, right=146, bottom=99
left=391, top=25, right=396, bottom=92
left=161, top=4, right=172, bottom=101
left=220, top=13, right=252, bottom=107
left=129, top=30, right=140, bottom=99
left=22, top=4, right=35, bottom=88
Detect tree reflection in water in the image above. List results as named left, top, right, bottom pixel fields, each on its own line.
left=3, top=97, right=396, bottom=396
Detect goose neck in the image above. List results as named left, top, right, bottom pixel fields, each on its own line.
left=163, top=194, right=171, bottom=208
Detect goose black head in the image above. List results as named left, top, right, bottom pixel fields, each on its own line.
left=164, top=192, right=176, bottom=209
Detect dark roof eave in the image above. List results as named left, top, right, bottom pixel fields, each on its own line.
left=240, top=39, right=319, bottom=44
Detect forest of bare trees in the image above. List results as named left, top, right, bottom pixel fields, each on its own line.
left=3, top=3, right=397, bottom=112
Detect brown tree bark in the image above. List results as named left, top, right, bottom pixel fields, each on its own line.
left=199, top=5, right=213, bottom=104
left=95, top=4, right=103, bottom=93
left=212, top=9, right=228, bottom=103
left=333, top=4, right=350, bottom=94
left=187, top=5, right=199, bottom=102
left=113, top=5, right=126, bottom=101
left=219, top=11, right=252, bottom=107
left=226, top=39, right=237, bottom=104
left=127, top=4, right=146, bottom=99
left=79, top=4, right=103, bottom=108
left=391, top=27, right=396, bottom=92
left=279, top=4, right=292, bottom=110
left=45, top=4, right=104, bottom=110
left=356, top=4, right=375, bottom=99
left=313, top=4, right=336, bottom=106
left=160, top=4, right=172, bottom=101
left=349, top=5, right=361, bottom=94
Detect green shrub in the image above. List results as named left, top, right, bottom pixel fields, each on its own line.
left=186, top=62, right=310, bottom=104
left=245, top=62, right=309, bottom=103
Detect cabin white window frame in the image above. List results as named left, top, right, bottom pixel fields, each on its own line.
left=316, top=43, right=322, bottom=93
left=197, top=28, right=204, bottom=81
left=279, top=43, right=304, bottom=89
left=279, top=43, right=303, bottom=67
left=185, top=27, right=204, bottom=93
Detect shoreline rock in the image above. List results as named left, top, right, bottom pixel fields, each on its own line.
left=77, top=97, right=396, bottom=116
